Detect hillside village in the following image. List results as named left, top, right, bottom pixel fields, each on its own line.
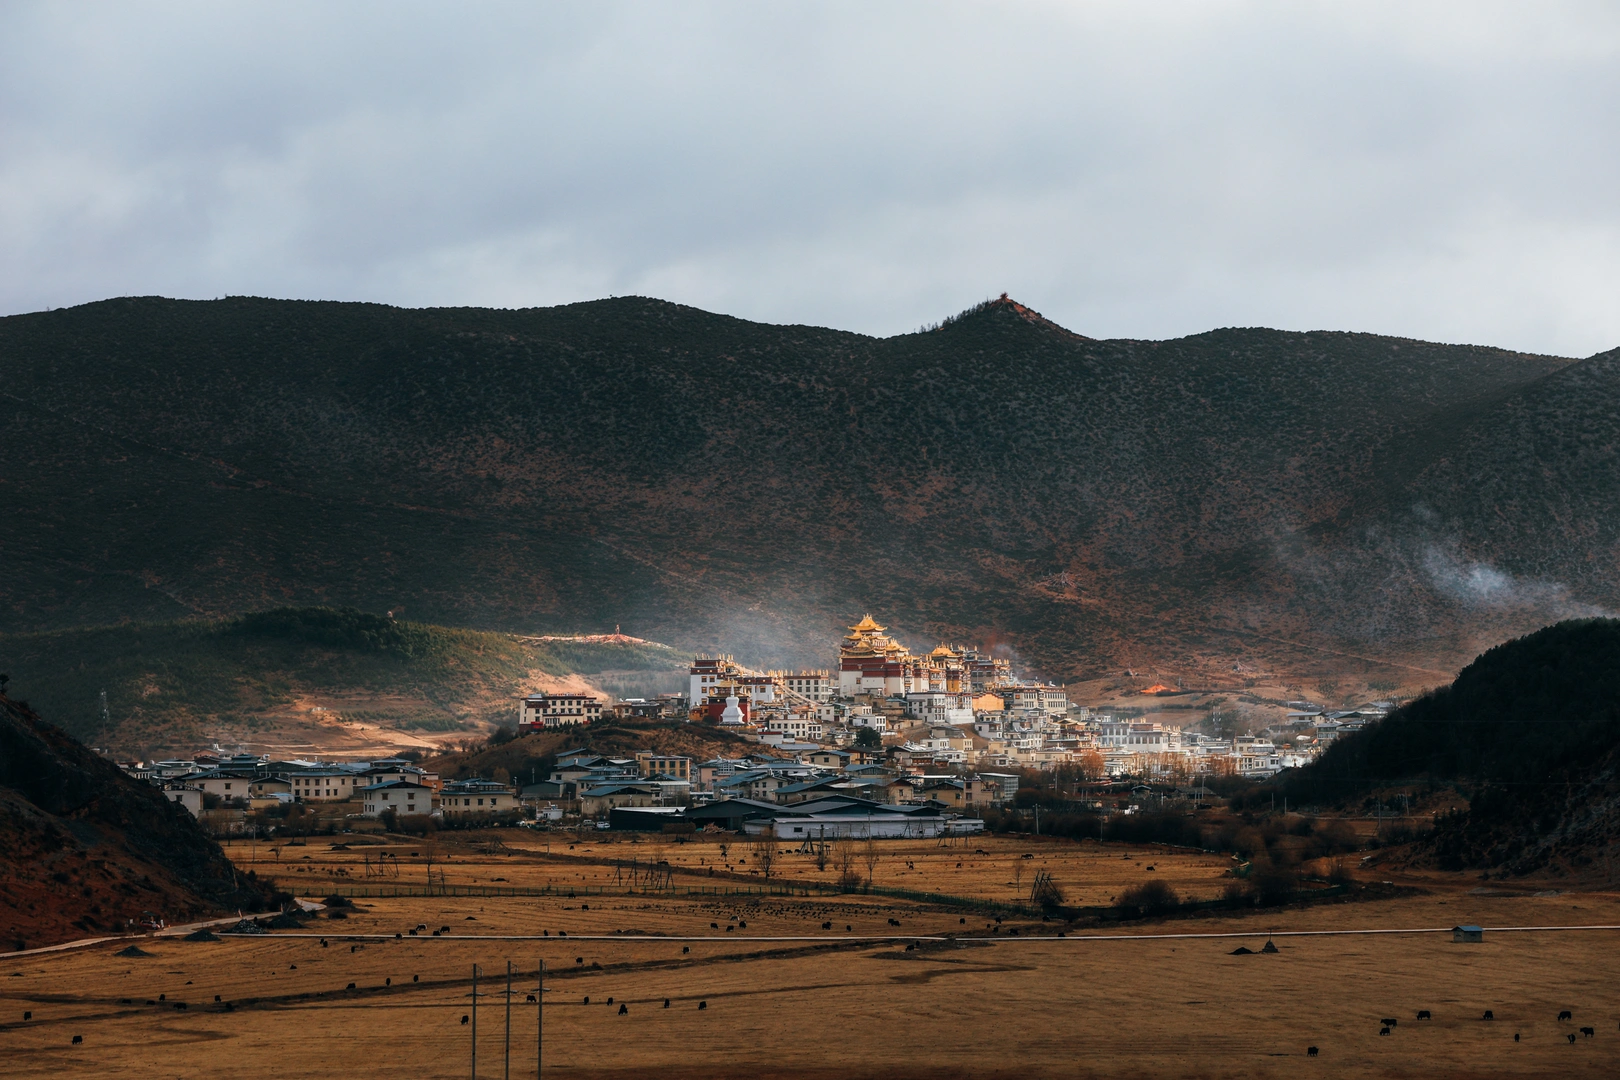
left=118, top=616, right=1388, bottom=837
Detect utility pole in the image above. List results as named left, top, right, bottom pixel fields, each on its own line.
left=505, top=960, right=513, bottom=1080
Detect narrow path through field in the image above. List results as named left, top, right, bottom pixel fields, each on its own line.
left=215, top=923, right=1620, bottom=943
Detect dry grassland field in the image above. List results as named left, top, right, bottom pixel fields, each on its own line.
left=6, top=832, right=1620, bottom=1079
left=230, top=830, right=1245, bottom=908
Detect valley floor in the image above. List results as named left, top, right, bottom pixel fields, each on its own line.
left=5, top=834, right=1620, bottom=1078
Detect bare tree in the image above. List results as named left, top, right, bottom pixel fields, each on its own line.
left=421, top=836, right=441, bottom=886
left=750, top=830, right=776, bottom=880
left=834, top=834, right=860, bottom=892
left=863, top=834, right=880, bottom=888
left=814, top=826, right=829, bottom=872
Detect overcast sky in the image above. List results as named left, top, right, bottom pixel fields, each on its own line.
left=3, top=2, right=1618, bottom=355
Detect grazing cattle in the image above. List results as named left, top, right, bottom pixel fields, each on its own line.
left=461, top=1015, right=468, bottom=1025
left=214, top=995, right=221, bottom=1003
left=1307, top=1047, right=1318, bottom=1057
left=1416, top=1010, right=1431, bottom=1020
left=1380, top=1019, right=1398, bottom=1028
left=618, top=1004, right=628, bottom=1015
left=159, top=994, right=166, bottom=1002
left=846, top=925, right=851, bottom=932
left=663, top=999, right=670, bottom=1008
left=1568, top=1034, right=1577, bottom=1044
left=346, top=983, right=356, bottom=990
left=119, top=999, right=131, bottom=1005
left=583, top=996, right=590, bottom=1005
left=1483, top=1011, right=1494, bottom=1020
left=173, top=1002, right=187, bottom=1011
left=682, top=947, right=689, bottom=954
left=350, top=946, right=357, bottom=953
left=1379, top=1027, right=1390, bottom=1037
left=385, top=978, right=391, bottom=986
left=526, top=994, right=536, bottom=1003
left=607, top=997, right=614, bottom=1005
left=822, top=922, right=832, bottom=930
left=888, top=918, right=901, bottom=927
left=1581, top=1027, right=1595, bottom=1038
left=738, top=921, right=746, bottom=928
left=576, top=958, right=583, bottom=965
left=960, top=918, right=966, bottom=925
left=698, top=1001, right=707, bottom=1010
left=1559, top=1010, right=1573, bottom=1021
left=23, top=1011, right=31, bottom=1020
left=710, top=923, right=719, bottom=930
left=321, top=940, right=329, bottom=948
left=725, top=926, right=733, bottom=932
left=72, top=1035, right=82, bottom=1045
left=1514, top=1034, right=1519, bottom=1042
left=413, top=975, right=419, bottom=982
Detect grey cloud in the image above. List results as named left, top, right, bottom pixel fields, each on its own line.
left=3, top=1, right=1619, bottom=355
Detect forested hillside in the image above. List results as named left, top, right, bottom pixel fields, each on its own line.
left=1282, top=619, right=1620, bottom=876
left=1, top=293, right=1612, bottom=683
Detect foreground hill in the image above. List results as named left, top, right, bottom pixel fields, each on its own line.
left=1282, top=619, right=1620, bottom=877
left=0, top=693, right=269, bottom=950
left=0, top=607, right=683, bottom=757
left=1, top=293, right=1612, bottom=684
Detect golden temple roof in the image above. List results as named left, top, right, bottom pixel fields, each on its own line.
left=847, top=614, right=885, bottom=634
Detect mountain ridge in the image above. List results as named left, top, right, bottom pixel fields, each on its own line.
left=0, top=294, right=1610, bottom=687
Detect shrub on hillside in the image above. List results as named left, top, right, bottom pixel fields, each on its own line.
left=1249, top=864, right=1299, bottom=907
left=1119, top=880, right=1180, bottom=917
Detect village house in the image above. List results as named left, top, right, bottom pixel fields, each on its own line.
left=181, top=769, right=249, bottom=803
left=162, top=786, right=202, bottom=816
left=283, top=768, right=359, bottom=803
left=247, top=776, right=292, bottom=799
left=806, top=748, right=851, bottom=772
left=520, top=691, right=602, bottom=730
left=635, top=753, right=693, bottom=782
left=778, top=670, right=833, bottom=702
left=359, top=779, right=433, bottom=818
left=579, top=782, right=663, bottom=817
left=439, top=778, right=515, bottom=816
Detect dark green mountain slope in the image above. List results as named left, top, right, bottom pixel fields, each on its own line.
left=0, top=607, right=681, bottom=753
left=1282, top=619, right=1620, bottom=876
left=0, top=294, right=1603, bottom=679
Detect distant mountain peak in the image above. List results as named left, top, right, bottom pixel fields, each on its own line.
left=929, top=293, right=1090, bottom=340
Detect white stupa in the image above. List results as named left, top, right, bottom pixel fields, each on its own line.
left=719, top=695, right=745, bottom=725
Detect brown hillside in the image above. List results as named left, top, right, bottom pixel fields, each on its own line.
left=0, top=694, right=270, bottom=951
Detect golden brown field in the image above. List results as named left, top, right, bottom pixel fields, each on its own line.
left=6, top=832, right=1620, bottom=1079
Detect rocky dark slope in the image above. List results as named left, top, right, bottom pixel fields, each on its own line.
left=1283, top=619, right=1620, bottom=878
left=0, top=294, right=1611, bottom=681
left=0, top=694, right=269, bottom=950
